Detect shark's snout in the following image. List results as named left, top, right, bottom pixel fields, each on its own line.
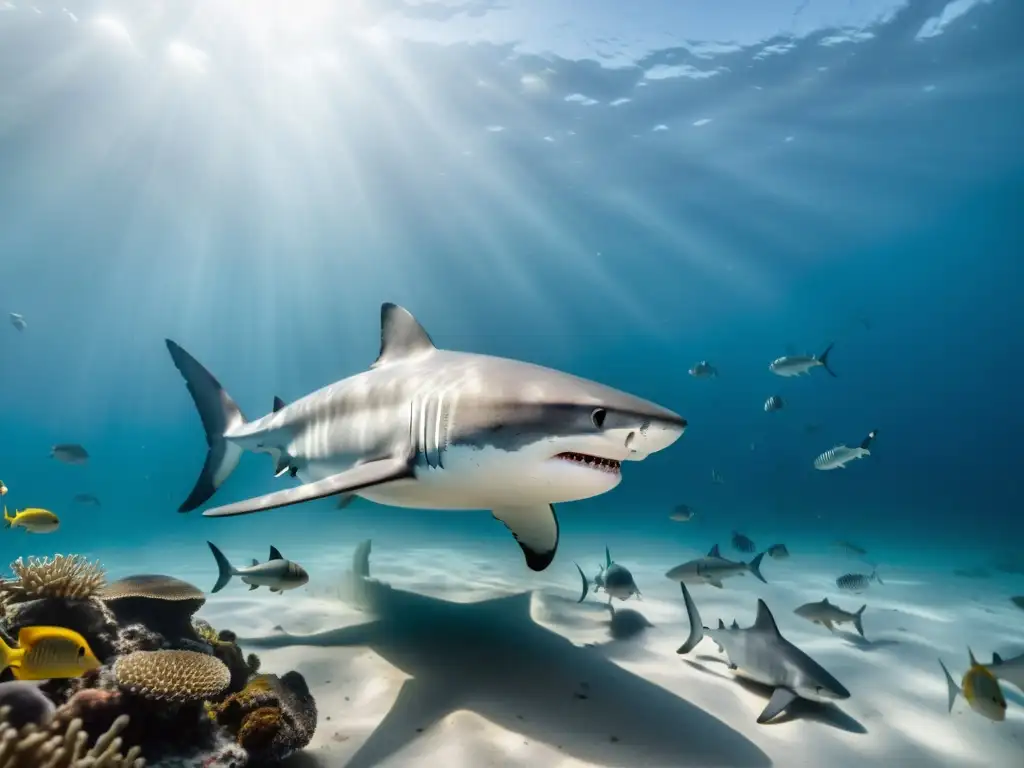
left=624, top=413, right=687, bottom=461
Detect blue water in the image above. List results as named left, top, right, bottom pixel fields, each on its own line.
left=1, top=0, right=1023, bottom=574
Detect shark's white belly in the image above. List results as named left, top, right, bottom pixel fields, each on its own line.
left=300, top=443, right=618, bottom=510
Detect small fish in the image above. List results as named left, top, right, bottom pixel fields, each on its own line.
left=669, top=504, right=695, bottom=522
left=0, top=626, right=101, bottom=680
left=794, top=598, right=865, bottom=636
left=3, top=506, right=60, bottom=534
left=207, top=542, right=309, bottom=593
left=836, top=569, right=882, bottom=592
left=72, top=493, right=101, bottom=507
left=833, top=540, right=867, bottom=557
left=9, top=313, right=26, bottom=331
left=766, top=543, right=789, bottom=560
left=51, top=444, right=89, bottom=465
left=814, top=430, right=877, bottom=470
left=764, top=395, right=784, bottom=413
left=938, top=650, right=1006, bottom=722
left=769, top=343, right=837, bottom=378
left=711, top=468, right=724, bottom=485
left=731, top=531, right=756, bottom=553
left=689, top=360, right=718, bottom=378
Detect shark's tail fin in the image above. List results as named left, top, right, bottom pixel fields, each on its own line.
left=748, top=552, right=768, bottom=584
left=166, top=340, right=246, bottom=512
left=818, top=342, right=837, bottom=377
left=677, top=581, right=704, bottom=654
left=938, top=658, right=960, bottom=713
left=352, top=540, right=372, bottom=579
left=854, top=605, right=867, bottom=638
left=573, top=562, right=589, bottom=604
left=871, top=568, right=884, bottom=586
left=207, top=541, right=237, bottom=593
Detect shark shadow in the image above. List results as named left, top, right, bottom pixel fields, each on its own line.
left=238, top=541, right=772, bottom=768
left=835, top=630, right=900, bottom=652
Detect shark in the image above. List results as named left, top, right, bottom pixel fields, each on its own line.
left=677, top=581, right=851, bottom=724
left=165, top=303, right=686, bottom=571
left=575, top=546, right=641, bottom=605
left=235, top=541, right=771, bottom=768
left=664, top=544, right=767, bottom=589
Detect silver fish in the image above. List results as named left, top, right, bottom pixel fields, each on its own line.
left=669, top=504, right=695, bottom=522
left=9, top=313, right=26, bottom=332
left=731, top=531, right=756, bottom=554
left=763, top=396, right=784, bottom=413
left=51, top=444, right=89, bottom=465
left=769, top=343, right=836, bottom=378
left=688, top=361, right=718, bottom=378
left=794, top=598, right=865, bottom=636
left=72, top=493, right=101, bottom=507
left=766, top=543, right=789, bottom=560
left=813, top=430, right=877, bottom=471
left=207, top=542, right=309, bottom=593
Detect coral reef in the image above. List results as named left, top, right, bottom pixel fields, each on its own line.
left=101, top=576, right=206, bottom=645
left=0, top=555, right=106, bottom=604
left=0, top=704, right=143, bottom=767
left=211, top=672, right=317, bottom=764
left=0, top=555, right=317, bottom=767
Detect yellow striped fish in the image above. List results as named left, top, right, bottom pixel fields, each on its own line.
left=0, top=626, right=101, bottom=680
left=3, top=506, right=60, bottom=533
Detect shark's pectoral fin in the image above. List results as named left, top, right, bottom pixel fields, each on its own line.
left=248, top=584, right=259, bottom=591
left=273, top=455, right=291, bottom=478
left=491, top=504, right=559, bottom=571
left=758, top=688, right=798, bottom=724
left=708, top=578, right=724, bottom=589
left=345, top=677, right=460, bottom=768
left=203, top=456, right=414, bottom=518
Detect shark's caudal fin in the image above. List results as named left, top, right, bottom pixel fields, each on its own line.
left=748, top=552, right=768, bottom=584
left=676, top=581, right=704, bottom=654
left=166, top=340, right=247, bottom=512
left=353, top=539, right=372, bottom=579
left=854, top=605, right=867, bottom=638
left=938, top=659, right=960, bottom=713
left=207, top=541, right=237, bottom=593
left=818, top=342, right=837, bottom=377
left=573, top=562, right=589, bottom=604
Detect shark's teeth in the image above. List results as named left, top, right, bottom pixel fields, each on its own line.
left=555, top=452, right=621, bottom=473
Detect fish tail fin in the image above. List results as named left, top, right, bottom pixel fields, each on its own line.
left=938, top=659, right=960, bottom=713
left=818, top=342, right=837, bottom=377
left=352, top=539, right=372, bottom=579
left=574, top=562, right=589, bottom=604
left=0, top=633, right=20, bottom=674
left=207, top=541, right=237, bottom=593
left=854, top=605, right=867, bottom=638
left=749, top=552, right=768, bottom=584
left=2, top=506, right=11, bottom=528
left=871, top=568, right=884, bottom=585
left=605, top=546, right=612, bottom=569
left=859, top=429, right=878, bottom=452
left=677, top=581, right=705, bottom=654
left=165, top=340, right=247, bottom=513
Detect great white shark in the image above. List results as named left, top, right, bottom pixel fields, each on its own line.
left=165, top=303, right=686, bottom=571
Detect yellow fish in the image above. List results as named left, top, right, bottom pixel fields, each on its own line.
left=0, top=626, right=101, bottom=680
left=3, top=506, right=60, bottom=533
left=939, top=648, right=1007, bottom=722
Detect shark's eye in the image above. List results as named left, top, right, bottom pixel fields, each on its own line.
left=591, top=408, right=608, bottom=429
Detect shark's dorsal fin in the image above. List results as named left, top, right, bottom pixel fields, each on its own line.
left=251, top=558, right=259, bottom=567
left=822, top=597, right=830, bottom=605
left=605, top=545, right=612, bottom=569
left=717, top=618, right=725, bottom=629
left=730, top=619, right=739, bottom=629
left=708, top=544, right=720, bottom=558
left=269, top=545, right=284, bottom=561
left=754, top=600, right=781, bottom=635
left=273, top=396, right=286, bottom=413
left=372, top=303, right=436, bottom=369
left=993, top=652, right=1003, bottom=665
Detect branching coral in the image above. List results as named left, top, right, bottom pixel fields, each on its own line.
left=0, top=555, right=106, bottom=605
left=0, top=705, right=143, bottom=767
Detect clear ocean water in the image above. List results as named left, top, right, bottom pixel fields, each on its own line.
left=2, top=3, right=1024, bottom=764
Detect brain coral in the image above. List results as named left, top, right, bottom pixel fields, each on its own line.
left=114, top=650, right=230, bottom=703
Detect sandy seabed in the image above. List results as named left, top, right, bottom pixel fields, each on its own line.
left=98, top=534, right=1024, bottom=767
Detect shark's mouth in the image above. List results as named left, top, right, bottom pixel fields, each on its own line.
left=555, top=452, right=621, bottom=473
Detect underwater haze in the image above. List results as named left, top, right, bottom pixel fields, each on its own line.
left=2, top=1, right=1024, bottom=766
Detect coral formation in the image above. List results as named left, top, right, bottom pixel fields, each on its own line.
left=0, top=704, right=143, bottom=767
left=0, top=555, right=106, bottom=604
left=114, top=650, right=231, bottom=703
left=3, top=596, right=121, bottom=667
left=101, top=576, right=206, bottom=644
left=211, top=672, right=317, bottom=764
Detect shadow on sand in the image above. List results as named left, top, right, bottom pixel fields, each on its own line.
left=240, top=542, right=772, bottom=768
left=836, top=630, right=901, bottom=652
left=682, top=659, right=866, bottom=734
